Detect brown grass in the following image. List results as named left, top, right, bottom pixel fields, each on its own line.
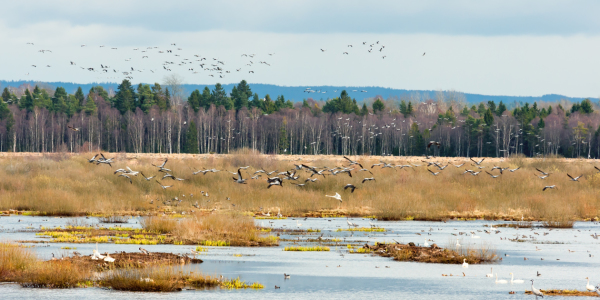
left=171, top=213, right=279, bottom=246
left=100, top=267, right=262, bottom=292
left=17, top=260, right=91, bottom=288
left=98, top=216, right=130, bottom=223
left=0, top=153, right=599, bottom=221
left=101, top=267, right=183, bottom=292
left=0, top=242, right=38, bottom=282
left=368, top=241, right=498, bottom=264
left=525, top=289, right=597, bottom=296
left=141, top=217, right=177, bottom=234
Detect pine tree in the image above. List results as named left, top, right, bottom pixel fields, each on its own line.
left=52, top=87, right=68, bottom=113
left=1, top=88, right=10, bottom=103
left=233, top=80, right=251, bottom=110
left=186, top=121, right=199, bottom=153
left=152, top=83, right=167, bottom=111
left=487, top=101, right=496, bottom=113
left=360, top=103, right=369, bottom=116
left=74, top=87, right=85, bottom=110
left=115, top=79, right=136, bottom=114
left=484, top=109, right=494, bottom=126
left=399, top=100, right=408, bottom=116
left=302, top=100, right=310, bottom=108
left=372, top=99, right=385, bottom=113
left=164, top=88, right=171, bottom=110
left=188, top=89, right=201, bottom=113
left=20, top=89, right=34, bottom=111
left=84, top=95, right=97, bottom=115
left=580, top=99, right=594, bottom=114
left=477, top=103, right=487, bottom=115
left=137, top=84, right=154, bottom=113
left=406, top=101, right=414, bottom=117
left=537, top=117, right=545, bottom=128
left=496, top=101, right=507, bottom=116
left=278, top=121, right=289, bottom=154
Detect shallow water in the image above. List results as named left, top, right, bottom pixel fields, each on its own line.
left=1, top=215, right=600, bottom=299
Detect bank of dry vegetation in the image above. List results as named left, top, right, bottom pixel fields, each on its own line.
left=0, top=241, right=261, bottom=291
left=27, top=213, right=278, bottom=247
left=0, top=153, right=598, bottom=222
left=364, top=241, right=498, bottom=264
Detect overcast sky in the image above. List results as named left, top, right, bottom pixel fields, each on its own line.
left=1, top=0, right=599, bottom=97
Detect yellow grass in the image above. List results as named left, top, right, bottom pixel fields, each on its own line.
left=0, top=153, right=598, bottom=221
left=0, top=242, right=38, bottom=281
left=284, top=246, right=330, bottom=251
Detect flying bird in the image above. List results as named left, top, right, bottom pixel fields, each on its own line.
left=343, top=184, right=357, bottom=193
left=543, top=185, right=556, bottom=191
left=567, top=174, right=583, bottom=182
left=362, top=177, right=375, bottom=183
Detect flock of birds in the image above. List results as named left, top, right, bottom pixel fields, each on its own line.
left=23, top=40, right=426, bottom=94
left=46, top=151, right=600, bottom=296
left=84, top=145, right=600, bottom=215
left=25, top=41, right=280, bottom=81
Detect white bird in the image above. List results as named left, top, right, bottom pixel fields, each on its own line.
left=456, top=240, right=461, bottom=248
left=486, top=268, right=493, bottom=278
left=296, top=220, right=302, bottom=227
left=326, top=192, right=342, bottom=202
left=471, top=233, right=480, bottom=239
left=586, top=277, right=595, bottom=291
left=423, top=239, right=429, bottom=247
left=530, top=280, right=544, bottom=299
left=495, top=273, right=507, bottom=284
left=462, top=259, right=468, bottom=268
left=92, top=249, right=105, bottom=260
left=104, top=252, right=115, bottom=262
left=510, top=273, right=524, bottom=284
left=346, top=217, right=358, bottom=228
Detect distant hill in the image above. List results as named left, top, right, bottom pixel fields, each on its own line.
left=1, top=80, right=596, bottom=106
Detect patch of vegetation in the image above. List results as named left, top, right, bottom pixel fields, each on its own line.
left=284, top=246, right=330, bottom=251
left=525, top=289, right=597, bottom=296
left=336, top=227, right=386, bottom=232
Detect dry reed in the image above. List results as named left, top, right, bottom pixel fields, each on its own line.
left=0, top=242, right=38, bottom=282
left=0, top=153, right=598, bottom=221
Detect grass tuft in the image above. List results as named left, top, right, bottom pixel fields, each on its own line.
left=284, top=246, right=330, bottom=251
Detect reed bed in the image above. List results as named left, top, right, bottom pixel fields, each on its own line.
left=0, top=241, right=38, bottom=282
left=0, top=241, right=263, bottom=291
left=98, top=216, right=130, bottom=223
left=524, top=289, right=597, bottom=296
left=283, top=246, right=330, bottom=251
left=101, top=267, right=263, bottom=291
left=0, top=153, right=598, bottom=221
left=18, top=260, right=91, bottom=288
left=32, top=213, right=277, bottom=247
left=368, top=240, right=498, bottom=264
left=336, top=227, right=386, bottom=232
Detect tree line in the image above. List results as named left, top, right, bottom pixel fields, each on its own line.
left=0, top=79, right=599, bottom=158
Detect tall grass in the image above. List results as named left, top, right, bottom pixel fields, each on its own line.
left=18, top=260, right=91, bottom=288
left=101, top=267, right=182, bottom=292
left=172, top=213, right=277, bottom=246
left=0, top=242, right=37, bottom=281
left=0, top=153, right=599, bottom=221
left=141, top=217, right=177, bottom=234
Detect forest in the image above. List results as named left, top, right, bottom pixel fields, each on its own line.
left=0, top=78, right=598, bottom=158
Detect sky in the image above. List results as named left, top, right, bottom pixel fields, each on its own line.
left=0, top=0, right=599, bottom=98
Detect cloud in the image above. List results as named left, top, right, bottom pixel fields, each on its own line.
left=2, top=0, right=600, bottom=36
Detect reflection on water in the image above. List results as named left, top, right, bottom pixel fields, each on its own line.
left=1, top=215, right=600, bottom=299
